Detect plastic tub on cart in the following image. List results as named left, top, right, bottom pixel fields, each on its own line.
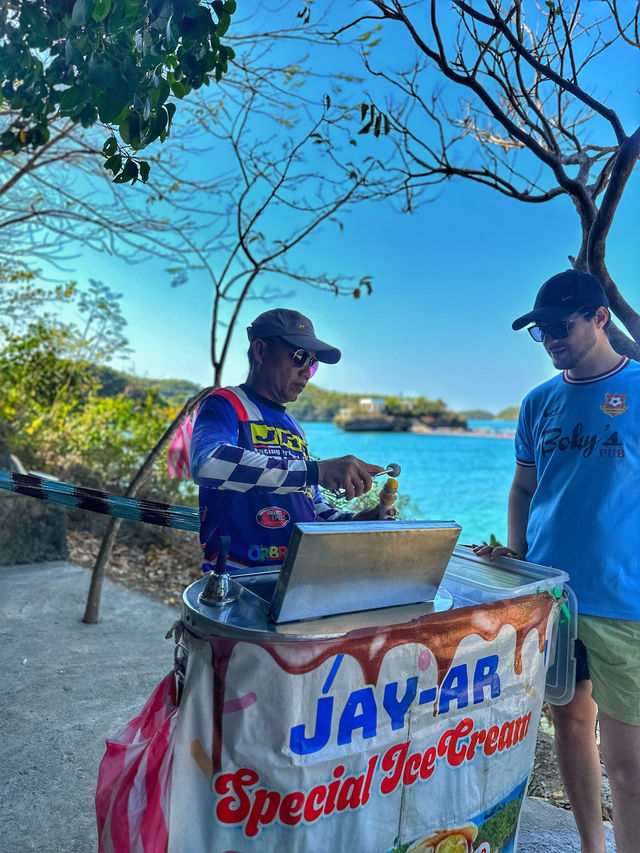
left=441, top=545, right=578, bottom=705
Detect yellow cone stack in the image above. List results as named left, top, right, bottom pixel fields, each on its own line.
left=378, top=477, right=398, bottom=519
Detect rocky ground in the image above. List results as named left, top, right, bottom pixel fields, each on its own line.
left=68, top=531, right=613, bottom=828
left=68, top=528, right=203, bottom=609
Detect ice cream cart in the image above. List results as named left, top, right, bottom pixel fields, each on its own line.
left=97, top=521, right=575, bottom=853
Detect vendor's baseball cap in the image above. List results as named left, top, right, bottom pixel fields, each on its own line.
left=247, top=308, right=341, bottom=364
left=512, top=270, right=609, bottom=330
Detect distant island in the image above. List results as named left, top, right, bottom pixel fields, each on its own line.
left=333, top=395, right=467, bottom=433
left=288, top=387, right=519, bottom=433
left=493, top=406, right=521, bottom=421
left=458, top=407, right=519, bottom=421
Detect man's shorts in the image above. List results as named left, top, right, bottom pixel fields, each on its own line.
left=575, top=614, right=640, bottom=726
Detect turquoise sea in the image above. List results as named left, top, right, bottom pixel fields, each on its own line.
left=301, top=420, right=518, bottom=546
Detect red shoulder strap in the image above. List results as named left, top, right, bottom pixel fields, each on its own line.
left=212, top=387, right=249, bottom=422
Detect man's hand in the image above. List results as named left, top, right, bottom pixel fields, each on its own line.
left=352, top=506, right=397, bottom=521
left=317, top=455, right=384, bottom=500
left=471, top=544, right=522, bottom=561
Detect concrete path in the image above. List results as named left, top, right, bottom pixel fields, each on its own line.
left=1, top=561, right=616, bottom=853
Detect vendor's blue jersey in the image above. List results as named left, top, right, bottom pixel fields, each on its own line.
left=515, top=356, right=640, bottom=619
left=190, top=385, right=350, bottom=572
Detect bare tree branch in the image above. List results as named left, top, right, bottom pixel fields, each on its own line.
left=310, top=1, right=640, bottom=352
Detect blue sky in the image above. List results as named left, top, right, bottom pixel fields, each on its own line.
left=38, top=3, right=640, bottom=414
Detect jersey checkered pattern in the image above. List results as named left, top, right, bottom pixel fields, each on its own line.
left=195, top=443, right=308, bottom=493
left=313, top=488, right=349, bottom=521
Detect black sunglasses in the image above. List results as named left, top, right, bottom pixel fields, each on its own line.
left=528, top=315, right=586, bottom=342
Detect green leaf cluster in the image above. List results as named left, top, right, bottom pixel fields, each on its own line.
left=0, top=0, right=237, bottom=183
left=0, top=271, right=192, bottom=505
left=321, top=484, right=420, bottom=521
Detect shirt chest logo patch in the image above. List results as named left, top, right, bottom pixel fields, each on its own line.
left=600, top=393, right=629, bottom=417
left=256, top=507, right=291, bottom=529
left=250, top=422, right=307, bottom=455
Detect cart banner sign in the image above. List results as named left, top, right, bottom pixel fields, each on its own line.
left=96, top=594, right=559, bottom=852
left=160, top=593, right=558, bottom=853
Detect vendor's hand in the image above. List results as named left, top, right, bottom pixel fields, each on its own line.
left=471, top=544, right=522, bottom=561
left=317, top=455, right=384, bottom=500
left=352, top=506, right=398, bottom=521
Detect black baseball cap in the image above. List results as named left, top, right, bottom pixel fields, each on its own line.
left=247, top=308, right=341, bottom=364
left=512, top=270, right=609, bottom=330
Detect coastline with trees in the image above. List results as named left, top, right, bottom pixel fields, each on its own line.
left=287, top=384, right=518, bottom=433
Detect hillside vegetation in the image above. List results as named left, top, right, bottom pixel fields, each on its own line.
left=91, top=364, right=201, bottom=405
left=89, top=366, right=520, bottom=424
left=289, top=385, right=518, bottom=423
left=495, top=406, right=521, bottom=421
left=288, top=385, right=368, bottom=421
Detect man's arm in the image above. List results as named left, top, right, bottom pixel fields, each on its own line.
left=472, top=464, right=537, bottom=560
left=191, top=396, right=312, bottom=493
left=507, top=463, right=537, bottom=557
left=191, top=396, right=383, bottom=496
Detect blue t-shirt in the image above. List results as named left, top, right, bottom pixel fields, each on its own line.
left=515, top=356, right=640, bottom=619
left=190, top=385, right=350, bottom=572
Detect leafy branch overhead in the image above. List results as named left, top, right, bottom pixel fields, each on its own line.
left=0, top=0, right=237, bottom=183
left=359, top=103, right=390, bottom=138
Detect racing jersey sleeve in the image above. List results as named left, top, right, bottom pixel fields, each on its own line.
left=312, top=486, right=353, bottom=522
left=190, top=393, right=320, bottom=493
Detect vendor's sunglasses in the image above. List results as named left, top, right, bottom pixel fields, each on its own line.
left=290, top=347, right=319, bottom=376
left=528, top=317, right=580, bottom=342
left=268, top=337, right=320, bottom=375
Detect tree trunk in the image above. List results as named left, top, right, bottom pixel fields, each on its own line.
left=606, top=323, right=640, bottom=361
left=82, top=515, right=122, bottom=623
left=82, top=386, right=212, bottom=623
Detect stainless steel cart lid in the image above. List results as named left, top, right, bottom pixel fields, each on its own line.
left=269, top=520, right=461, bottom=623
left=182, top=576, right=454, bottom=642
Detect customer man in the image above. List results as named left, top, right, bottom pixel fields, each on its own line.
left=473, top=270, right=640, bottom=853
left=190, top=308, right=388, bottom=572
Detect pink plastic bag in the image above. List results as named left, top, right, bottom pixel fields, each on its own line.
left=96, top=672, right=178, bottom=853
left=166, top=409, right=197, bottom=479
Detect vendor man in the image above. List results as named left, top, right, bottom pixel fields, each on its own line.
left=473, top=270, right=640, bottom=853
left=190, top=308, right=387, bottom=572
